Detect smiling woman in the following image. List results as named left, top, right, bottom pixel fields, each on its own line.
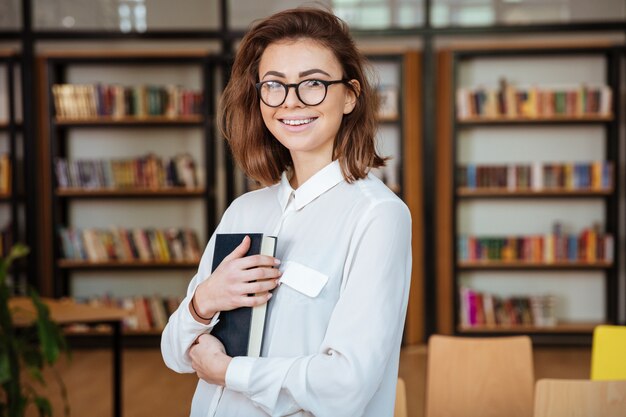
left=161, top=7, right=412, bottom=417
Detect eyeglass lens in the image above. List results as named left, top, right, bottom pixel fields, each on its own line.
left=260, top=80, right=327, bottom=107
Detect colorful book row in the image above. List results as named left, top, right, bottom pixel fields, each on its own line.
left=458, top=223, right=613, bottom=263
left=55, top=153, right=199, bottom=190
left=59, top=227, right=202, bottom=263
left=459, top=288, right=557, bottom=328
left=72, top=295, right=182, bottom=332
left=457, top=161, right=612, bottom=191
left=52, top=83, right=203, bottom=119
left=456, top=80, right=612, bottom=119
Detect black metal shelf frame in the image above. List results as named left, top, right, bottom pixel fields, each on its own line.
left=450, top=46, right=622, bottom=342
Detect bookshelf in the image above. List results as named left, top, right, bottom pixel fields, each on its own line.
left=438, top=46, right=619, bottom=343
left=38, top=51, right=219, bottom=342
left=0, top=50, right=28, bottom=291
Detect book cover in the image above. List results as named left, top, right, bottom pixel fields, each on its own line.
left=210, top=233, right=277, bottom=358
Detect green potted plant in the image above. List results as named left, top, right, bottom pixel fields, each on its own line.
left=0, top=244, right=70, bottom=417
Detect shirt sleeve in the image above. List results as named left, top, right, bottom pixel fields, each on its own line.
left=225, top=200, right=412, bottom=417
left=161, top=229, right=220, bottom=373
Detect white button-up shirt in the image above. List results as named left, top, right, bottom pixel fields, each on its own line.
left=162, top=160, right=412, bottom=417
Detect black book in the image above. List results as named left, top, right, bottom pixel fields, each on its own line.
left=210, top=233, right=277, bottom=357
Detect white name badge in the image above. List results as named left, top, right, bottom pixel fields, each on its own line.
left=279, top=261, right=329, bottom=298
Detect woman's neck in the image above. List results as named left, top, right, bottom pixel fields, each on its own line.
left=289, top=153, right=333, bottom=189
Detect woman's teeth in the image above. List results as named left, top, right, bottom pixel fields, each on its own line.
left=282, top=118, right=315, bottom=126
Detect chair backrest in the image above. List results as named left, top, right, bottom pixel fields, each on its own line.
left=425, top=335, right=534, bottom=417
left=534, top=379, right=626, bottom=417
left=591, top=325, right=626, bottom=380
left=394, top=377, right=407, bottom=417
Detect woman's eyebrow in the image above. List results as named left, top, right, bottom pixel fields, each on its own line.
left=299, top=68, right=331, bottom=77
left=262, top=70, right=285, bottom=79
left=261, top=68, right=332, bottom=79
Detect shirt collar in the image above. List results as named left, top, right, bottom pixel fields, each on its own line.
left=277, top=160, right=344, bottom=212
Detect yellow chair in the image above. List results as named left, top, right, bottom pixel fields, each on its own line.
left=394, top=377, right=407, bottom=417
left=591, top=324, right=626, bottom=380
left=425, top=335, right=534, bottom=417
left=534, top=379, right=626, bottom=417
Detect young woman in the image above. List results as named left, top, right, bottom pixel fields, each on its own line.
left=162, top=8, right=412, bottom=417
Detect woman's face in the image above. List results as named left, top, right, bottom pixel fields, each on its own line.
left=258, top=38, right=358, bottom=165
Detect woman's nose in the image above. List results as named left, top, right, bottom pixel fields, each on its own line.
left=282, top=85, right=305, bottom=108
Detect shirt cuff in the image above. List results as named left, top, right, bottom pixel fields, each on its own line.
left=181, top=298, right=220, bottom=331
left=225, top=356, right=256, bottom=394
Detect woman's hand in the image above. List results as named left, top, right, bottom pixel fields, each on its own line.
left=190, top=334, right=232, bottom=386
left=191, top=235, right=281, bottom=322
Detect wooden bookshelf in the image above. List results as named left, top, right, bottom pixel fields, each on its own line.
left=458, top=260, right=613, bottom=270
left=54, top=115, right=203, bottom=127
left=457, top=114, right=613, bottom=125
left=58, top=259, right=199, bottom=269
left=56, top=187, right=205, bottom=198
left=457, top=188, right=613, bottom=198
left=38, top=51, right=217, bottom=325
left=458, top=322, right=602, bottom=334
left=436, top=46, right=621, bottom=344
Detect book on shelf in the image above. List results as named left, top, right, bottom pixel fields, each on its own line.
left=458, top=222, right=613, bottom=264
left=0, top=153, right=10, bottom=195
left=377, top=85, right=399, bottom=120
left=68, top=294, right=183, bottom=333
left=456, top=79, right=612, bottom=120
left=52, top=83, right=203, bottom=120
left=457, top=161, right=612, bottom=192
left=58, top=227, right=201, bottom=263
left=55, top=153, right=200, bottom=191
left=459, top=287, right=557, bottom=328
left=210, top=233, right=277, bottom=358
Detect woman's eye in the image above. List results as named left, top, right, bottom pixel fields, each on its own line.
left=265, top=81, right=283, bottom=90
left=303, top=80, right=323, bottom=88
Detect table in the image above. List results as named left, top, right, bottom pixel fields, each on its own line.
left=10, top=297, right=127, bottom=417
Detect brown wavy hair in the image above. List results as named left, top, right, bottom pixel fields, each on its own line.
left=219, top=7, right=385, bottom=186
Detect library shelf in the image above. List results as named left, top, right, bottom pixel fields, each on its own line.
left=457, top=114, right=613, bottom=126
left=457, top=260, right=613, bottom=270
left=457, top=188, right=613, bottom=198
left=54, top=115, right=204, bottom=128
left=56, top=187, right=205, bottom=198
left=437, top=46, right=621, bottom=343
left=458, top=322, right=603, bottom=334
left=57, top=259, right=199, bottom=270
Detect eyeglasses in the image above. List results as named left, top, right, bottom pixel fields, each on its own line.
left=256, top=79, right=350, bottom=107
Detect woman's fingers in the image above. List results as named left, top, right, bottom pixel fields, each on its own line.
left=242, top=278, right=280, bottom=295
left=221, top=235, right=251, bottom=262
left=236, top=254, right=281, bottom=270
left=238, top=292, right=273, bottom=307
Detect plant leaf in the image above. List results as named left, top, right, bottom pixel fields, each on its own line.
left=34, top=396, right=52, bottom=417
left=3, top=244, right=29, bottom=269
left=29, top=290, right=62, bottom=364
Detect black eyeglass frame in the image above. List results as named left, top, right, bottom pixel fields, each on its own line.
left=255, top=79, right=351, bottom=107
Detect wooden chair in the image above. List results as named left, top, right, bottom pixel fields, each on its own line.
left=591, top=324, right=626, bottom=380
left=394, top=377, right=407, bottom=417
left=534, top=379, right=626, bottom=417
left=425, top=335, right=534, bottom=417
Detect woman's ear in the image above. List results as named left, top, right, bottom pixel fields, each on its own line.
left=343, top=79, right=360, bottom=114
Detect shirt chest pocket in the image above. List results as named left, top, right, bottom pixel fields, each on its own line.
left=279, top=261, right=329, bottom=300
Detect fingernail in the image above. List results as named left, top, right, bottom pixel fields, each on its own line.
left=274, top=258, right=281, bottom=265
left=268, top=293, right=273, bottom=299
